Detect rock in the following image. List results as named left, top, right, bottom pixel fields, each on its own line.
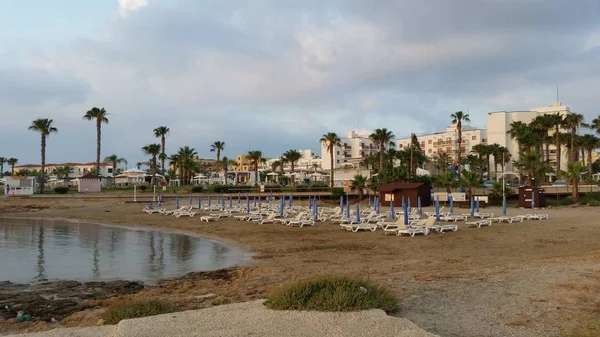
left=195, top=294, right=217, bottom=301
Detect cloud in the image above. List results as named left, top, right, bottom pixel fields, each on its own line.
left=3, top=0, right=600, bottom=164
left=117, top=0, right=147, bottom=16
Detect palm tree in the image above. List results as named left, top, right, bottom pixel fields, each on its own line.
left=320, top=132, right=341, bottom=187
left=52, top=166, right=74, bottom=184
left=153, top=126, right=170, bottom=176
left=83, top=107, right=109, bottom=177
left=369, top=128, right=395, bottom=172
left=461, top=170, right=480, bottom=201
left=142, top=144, right=162, bottom=185
left=513, top=150, right=552, bottom=187
left=7, top=158, right=18, bottom=175
left=210, top=141, right=226, bottom=162
left=433, top=152, right=450, bottom=174
left=545, top=113, right=565, bottom=176
left=28, top=119, right=58, bottom=193
left=168, top=154, right=181, bottom=182
left=350, top=174, right=368, bottom=200
left=218, top=156, right=234, bottom=184
left=450, top=111, right=471, bottom=178
left=282, top=149, right=302, bottom=186
left=471, top=144, right=489, bottom=180
left=246, top=150, right=264, bottom=185
left=0, top=157, right=5, bottom=177
left=177, top=146, right=198, bottom=185
left=579, top=134, right=600, bottom=177
left=591, top=115, right=600, bottom=134
left=562, top=113, right=585, bottom=163
left=103, top=154, right=127, bottom=178
left=563, top=161, right=584, bottom=202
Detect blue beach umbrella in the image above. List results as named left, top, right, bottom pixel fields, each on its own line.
left=390, top=200, right=395, bottom=220
left=502, top=195, right=507, bottom=216
left=197, top=196, right=201, bottom=209
left=253, top=196, right=257, bottom=209
left=308, top=195, right=312, bottom=210
left=339, top=196, right=344, bottom=214
left=375, top=196, right=380, bottom=214
left=346, top=197, right=350, bottom=218
left=289, top=194, right=293, bottom=207
left=246, top=194, right=250, bottom=213
left=531, top=192, right=535, bottom=210
left=407, top=197, right=411, bottom=213
left=279, top=197, right=284, bottom=217
left=189, top=192, right=192, bottom=205
left=476, top=197, right=480, bottom=213
left=435, top=197, right=440, bottom=222
left=470, top=197, right=475, bottom=217
left=417, top=196, right=422, bottom=215
left=368, top=196, right=372, bottom=209
left=258, top=195, right=261, bottom=207
left=403, top=200, right=408, bottom=225
left=222, top=197, right=225, bottom=210
left=176, top=196, right=180, bottom=209
left=356, top=202, right=360, bottom=223
left=208, top=194, right=212, bottom=207
left=158, top=196, right=162, bottom=209
left=402, top=195, right=406, bottom=210
left=314, top=199, right=319, bottom=220
left=238, top=192, right=241, bottom=205
left=449, top=195, right=454, bottom=214
left=229, top=195, right=233, bottom=208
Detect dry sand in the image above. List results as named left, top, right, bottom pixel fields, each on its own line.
left=1, top=197, right=600, bottom=337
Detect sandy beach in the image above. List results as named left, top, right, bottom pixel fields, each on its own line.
left=1, top=197, right=599, bottom=337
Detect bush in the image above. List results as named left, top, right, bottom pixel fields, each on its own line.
left=102, top=300, right=180, bottom=325
left=331, top=188, right=345, bottom=199
left=191, top=186, right=203, bottom=193
left=264, top=275, right=398, bottom=313
left=53, top=187, right=69, bottom=194
left=547, top=197, right=574, bottom=206
left=579, top=192, right=600, bottom=206
left=139, top=185, right=147, bottom=192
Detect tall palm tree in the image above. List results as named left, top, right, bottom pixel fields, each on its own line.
left=210, top=141, right=226, bottom=161
left=7, top=158, right=18, bottom=175
left=52, top=166, right=74, bottom=184
left=450, top=111, right=471, bottom=178
left=142, top=144, right=162, bottom=185
left=470, top=144, right=489, bottom=180
left=28, top=119, right=58, bottom=193
left=177, top=146, right=198, bottom=185
left=320, top=132, right=341, bottom=187
left=153, top=126, right=170, bottom=176
left=513, top=150, right=552, bottom=187
left=545, top=113, right=565, bottom=175
left=83, top=107, right=109, bottom=177
left=246, top=150, right=264, bottom=185
left=168, top=154, right=181, bottom=182
left=579, top=134, right=600, bottom=177
left=218, top=156, right=234, bottom=185
left=282, top=149, right=302, bottom=186
left=0, top=157, right=6, bottom=177
left=350, top=174, right=368, bottom=200
left=103, top=154, right=127, bottom=178
left=433, top=152, right=450, bottom=174
left=563, top=161, right=583, bottom=202
left=562, top=113, right=585, bottom=163
left=591, top=115, right=600, bottom=134
left=369, top=128, right=395, bottom=172
left=461, top=170, right=481, bottom=201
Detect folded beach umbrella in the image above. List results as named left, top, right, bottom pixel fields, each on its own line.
left=403, top=200, right=408, bottom=225
left=355, top=202, right=360, bottom=223
left=470, top=197, right=474, bottom=217
left=368, top=196, right=371, bottom=209
left=246, top=194, right=250, bottom=214
left=189, top=192, right=192, bottom=205
left=308, top=195, right=312, bottom=210
left=449, top=195, right=454, bottom=214
left=253, top=196, right=257, bottom=209
left=417, top=196, right=422, bottom=215
left=197, top=196, right=201, bottom=209
left=280, top=197, right=284, bottom=217
left=476, top=197, right=480, bottom=213
left=346, top=197, right=350, bottom=218
left=314, top=199, right=318, bottom=220
left=339, top=196, right=344, bottom=214
left=175, top=195, right=180, bottom=209
left=289, top=194, right=293, bottom=207
left=502, top=195, right=507, bottom=216
left=375, top=196, right=379, bottom=214
left=258, top=195, right=261, bottom=207
left=407, top=197, right=411, bottom=213
left=435, top=197, right=440, bottom=222
left=531, top=192, right=535, bottom=210
left=221, top=197, right=225, bottom=210
left=208, top=194, right=212, bottom=207
left=390, top=200, right=395, bottom=220
left=238, top=192, right=241, bottom=205
left=158, top=196, right=162, bottom=209
left=229, top=195, right=232, bottom=208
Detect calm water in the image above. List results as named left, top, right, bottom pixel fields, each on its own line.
left=0, top=218, right=243, bottom=284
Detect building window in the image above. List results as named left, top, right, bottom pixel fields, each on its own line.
left=336, top=160, right=340, bottom=164
left=399, top=144, right=403, bottom=148
left=428, top=149, right=432, bottom=153
left=472, top=136, right=476, bottom=140
left=428, top=139, right=432, bottom=144
left=336, top=151, right=340, bottom=155
left=108, top=168, right=113, bottom=174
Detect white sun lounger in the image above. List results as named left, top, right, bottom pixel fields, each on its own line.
left=466, top=219, right=492, bottom=228
left=256, top=213, right=277, bottom=224
left=525, top=213, right=549, bottom=220
left=288, top=219, right=315, bottom=227
left=174, top=208, right=196, bottom=218
left=341, top=222, right=377, bottom=232
left=200, top=215, right=217, bottom=222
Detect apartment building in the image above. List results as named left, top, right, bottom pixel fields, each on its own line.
left=396, top=125, right=488, bottom=163
left=487, top=102, right=570, bottom=173
left=13, top=162, right=113, bottom=178
left=231, top=154, right=254, bottom=172
left=264, top=149, right=322, bottom=172
left=320, top=130, right=380, bottom=170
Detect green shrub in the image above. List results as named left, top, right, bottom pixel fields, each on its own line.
left=547, top=197, right=574, bottom=206
left=102, top=300, right=180, bottom=325
left=331, top=188, right=345, bottom=199
left=191, top=186, right=203, bottom=193
left=579, top=192, right=600, bottom=206
left=53, top=187, right=69, bottom=194
left=139, top=185, right=147, bottom=192
left=264, top=275, right=398, bottom=313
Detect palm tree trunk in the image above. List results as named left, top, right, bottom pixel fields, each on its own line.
left=570, top=129, right=576, bottom=162
left=291, top=163, right=295, bottom=186
left=152, top=156, right=157, bottom=185
left=11, top=164, right=15, bottom=175
left=588, top=147, right=593, bottom=178
left=379, top=144, right=384, bottom=172
left=40, top=135, right=46, bottom=194
left=545, top=142, right=550, bottom=163
left=457, top=125, right=462, bottom=178
left=255, top=163, right=259, bottom=185
left=330, top=147, right=334, bottom=188
left=96, top=119, right=101, bottom=177
left=572, top=179, right=578, bottom=201
left=161, top=136, right=166, bottom=176
left=217, top=150, right=221, bottom=162
left=555, top=128, right=561, bottom=178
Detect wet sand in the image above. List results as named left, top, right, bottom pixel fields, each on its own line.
left=1, top=198, right=599, bottom=337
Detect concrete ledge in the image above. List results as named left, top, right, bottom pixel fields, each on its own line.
left=5, top=326, right=115, bottom=337
left=5, top=300, right=438, bottom=337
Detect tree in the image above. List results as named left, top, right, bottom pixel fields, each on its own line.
left=83, top=107, right=109, bottom=177
left=470, top=144, right=490, bottom=180
left=210, top=141, right=226, bottom=162
left=218, top=156, right=234, bottom=184
left=433, top=152, right=450, bottom=174
left=52, top=166, right=73, bottom=184
left=369, top=128, right=395, bottom=172
left=491, top=145, right=509, bottom=178
left=282, top=149, right=302, bottom=186
left=153, top=126, right=170, bottom=177
left=7, top=158, right=18, bottom=176
left=563, top=161, right=584, bottom=202
left=177, top=146, right=198, bottom=185
left=246, top=150, right=264, bottom=185
left=350, top=174, right=368, bottom=200
left=104, top=154, right=127, bottom=178
left=320, top=133, right=342, bottom=187
left=544, top=113, right=565, bottom=176
left=142, top=144, right=162, bottom=185
left=29, top=119, right=58, bottom=193
left=591, top=115, right=600, bottom=134
left=579, top=134, right=600, bottom=178
left=513, top=150, right=552, bottom=187
left=450, top=111, right=471, bottom=179
left=461, top=170, right=480, bottom=201
left=0, top=157, right=5, bottom=178
left=562, top=113, right=585, bottom=163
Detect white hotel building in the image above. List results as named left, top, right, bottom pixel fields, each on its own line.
left=396, top=125, right=488, bottom=163
left=320, top=130, right=380, bottom=170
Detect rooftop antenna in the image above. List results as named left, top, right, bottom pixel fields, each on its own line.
left=556, top=85, right=559, bottom=104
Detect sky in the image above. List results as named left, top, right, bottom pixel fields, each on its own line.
left=2, top=0, right=600, bottom=166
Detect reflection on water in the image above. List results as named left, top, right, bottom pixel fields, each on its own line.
left=0, top=218, right=241, bottom=284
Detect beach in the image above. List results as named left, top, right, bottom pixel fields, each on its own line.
left=1, top=197, right=599, bottom=337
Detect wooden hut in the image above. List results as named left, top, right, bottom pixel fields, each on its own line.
left=378, top=183, right=431, bottom=207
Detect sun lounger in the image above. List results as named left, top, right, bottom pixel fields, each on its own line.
left=288, top=219, right=315, bottom=227
left=341, top=222, right=377, bottom=232
left=466, top=219, right=492, bottom=228
left=277, top=212, right=306, bottom=225
left=439, top=214, right=467, bottom=222
left=388, top=223, right=427, bottom=237
left=174, top=208, right=196, bottom=218
left=143, top=207, right=158, bottom=214
left=256, top=213, right=277, bottom=224
left=492, top=216, right=525, bottom=223
left=525, top=213, right=549, bottom=220
left=200, top=215, right=217, bottom=222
